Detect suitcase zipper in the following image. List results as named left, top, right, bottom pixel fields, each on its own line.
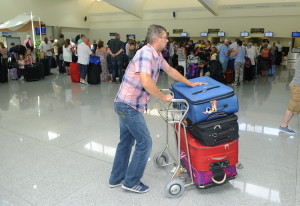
left=172, top=87, right=234, bottom=104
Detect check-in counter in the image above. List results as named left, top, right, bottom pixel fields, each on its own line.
left=287, top=52, right=299, bottom=69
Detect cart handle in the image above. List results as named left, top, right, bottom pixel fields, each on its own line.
left=212, top=173, right=227, bottom=185
left=159, top=89, right=174, bottom=98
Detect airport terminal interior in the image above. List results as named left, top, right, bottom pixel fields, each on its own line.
left=1, top=0, right=300, bottom=205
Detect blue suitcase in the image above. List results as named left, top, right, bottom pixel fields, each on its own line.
left=171, top=76, right=239, bottom=123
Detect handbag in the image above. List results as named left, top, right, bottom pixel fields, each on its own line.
left=39, top=51, right=45, bottom=59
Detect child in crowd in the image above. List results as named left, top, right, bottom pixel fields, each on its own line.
left=210, top=48, right=218, bottom=61
left=25, top=48, right=33, bottom=65
left=199, top=60, right=209, bottom=77
left=18, top=54, right=25, bottom=77
left=187, top=50, right=200, bottom=66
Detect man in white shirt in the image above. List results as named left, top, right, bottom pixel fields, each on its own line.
left=275, top=41, right=283, bottom=65
left=78, top=37, right=92, bottom=84
left=229, top=38, right=239, bottom=60
left=39, top=37, right=54, bottom=75
left=125, top=39, right=130, bottom=56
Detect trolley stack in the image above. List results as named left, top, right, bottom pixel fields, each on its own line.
left=153, top=76, right=240, bottom=198
left=171, top=76, right=239, bottom=189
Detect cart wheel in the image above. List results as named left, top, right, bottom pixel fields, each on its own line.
left=165, top=179, right=185, bottom=198
left=153, top=152, right=169, bottom=168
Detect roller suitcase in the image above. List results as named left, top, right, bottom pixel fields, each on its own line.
left=171, top=76, right=238, bottom=123
left=41, top=59, right=50, bottom=76
left=35, top=62, right=45, bottom=79
left=176, top=124, right=238, bottom=188
left=187, top=113, right=239, bottom=146
left=24, top=65, right=41, bottom=81
left=0, top=60, right=8, bottom=83
left=224, top=68, right=234, bottom=83
left=70, top=62, right=80, bottom=83
left=10, top=68, right=19, bottom=80
left=87, top=63, right=101, bottom=84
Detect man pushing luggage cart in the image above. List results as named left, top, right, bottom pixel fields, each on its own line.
left=108, top=24, right=207, bottom=194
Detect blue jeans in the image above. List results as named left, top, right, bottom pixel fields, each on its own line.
left=79, top=64, right=88, bottom=80
left=58, top=59, right=65, bottom=73
left=45, top=56, right=52, bottom=73
left=111, top=57, right=123, bottom=82
left=109, top=102, right=152, bottom=187
left=220, top=59, right=229, bottom=74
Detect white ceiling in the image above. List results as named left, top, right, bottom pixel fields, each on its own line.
left=1, top=0, right=300, bottom=28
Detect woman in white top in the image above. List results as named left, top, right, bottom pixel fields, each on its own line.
left=63, top=39, right=73, bottom=75
left=246, top=43, right=256, bottom=66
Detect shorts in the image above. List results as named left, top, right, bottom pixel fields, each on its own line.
left=64, top=61, right=70, bottom=67
left=288, top=83, right=300, bottom=114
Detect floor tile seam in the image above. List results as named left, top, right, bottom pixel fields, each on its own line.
left=238, top=156, right=298, bottom=173
left=0, top=184, right=36, bottom=206
left=0, top=127, right=63, bottom=150
left=59, top=136, right=95, bottom=149
left=61, top=146, right=114, bottom=166
left=50, top=174, right=103, bottom=206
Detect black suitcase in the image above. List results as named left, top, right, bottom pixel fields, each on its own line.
left=41, top=59, right=50, bottom=76
left=187, top=113, right=239, bottom=146
left=24, top=65, right=41, bottom=81
left=35, top=62, right=45, bottom=79
left=87, top=63, right=101, bottom=84
left=244, top=66, right=254, bottom=81
left=174, top=65, right=184, bottom=76
left=0, top=56, right=8, bottom=83
left=51, top=57, right=57, bottom=68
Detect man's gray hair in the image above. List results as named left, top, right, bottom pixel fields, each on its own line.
left=146, top=24, right=166, bottom=44
left=224, top=38, right=231, bottom=43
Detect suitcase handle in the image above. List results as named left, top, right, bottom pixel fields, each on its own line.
left=192, top=86, right=220, bottom=95
left=211, top=155, right=227, bottom=161
left=207, top=111, right=228, bottom=120
left=212, top=173, right=227, bottom=184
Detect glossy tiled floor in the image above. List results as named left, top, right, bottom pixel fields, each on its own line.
left=0, top=66, right=299, bottom=206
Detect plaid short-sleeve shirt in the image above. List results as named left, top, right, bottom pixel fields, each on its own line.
left=115, top=44, right=170, bottom=113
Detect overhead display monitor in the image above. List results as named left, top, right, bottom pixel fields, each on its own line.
left=241, top=32, right=249, bottom=37
left=36, top=27, right=46, bottom=35
left=217, top=32, right=225, bottom=37
left=264, top=32, right=273, bottom=37
left=292, top=32, right=300, bottom=37
left=201, top=32, right=208, bottom=37
left=181, top=32, right=187, bottom=37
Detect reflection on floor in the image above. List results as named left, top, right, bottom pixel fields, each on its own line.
left=0, top=66, right=299, bottom=206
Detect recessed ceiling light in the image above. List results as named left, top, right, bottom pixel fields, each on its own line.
left=96, top=0, right=101, bottom=1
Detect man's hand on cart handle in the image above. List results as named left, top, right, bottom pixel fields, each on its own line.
left=190, top=82, right=208, bottom=87
left=162, top=94, right=173, bottom=103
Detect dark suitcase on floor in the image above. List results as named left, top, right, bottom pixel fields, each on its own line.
left=88, top=63, right=101, bottom=84
left=24, top=65, right=41, bottom=81
left=187, top=113, right=239, bottom=146
left=176, top=124, right=238, bottom=188
left=41, top=59, right=50, bottom=76
left=51, top=57, right=57, bottom=68
left=0, top=60, right=8, bottom=83
left=35, top=62, right=45, bottom=79
left=174, top=65, right=184, bottom=76
left=244, top=66, right=254, bottom=81
left=224, top=68, right=234, bottom=83
left=171, top=76, right=239, bottom=123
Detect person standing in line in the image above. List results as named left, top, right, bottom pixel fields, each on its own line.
left=77, top=37, right=92, bottom=85
left=57, top=34, right=66, bottom=73
left=218, top=38, right=232, bottom=74
left=108, top=33, right=124, bottom=83
left=275, top=41, right=283, bottom=65
left=38, top=37, right=54, bottom=75
left=177, top=42, right=187, bottom=76
left=279, top=55, right=300, bottom=135
left=109, top=24, right=207, bottom=194
left=96, top=40, right=109, bottom=82
left=63, top=39, right=73, bottom=75
left=232, top=40, right=246, bottom=86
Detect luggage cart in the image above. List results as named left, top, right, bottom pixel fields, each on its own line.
left=152, top=89, right=194, bottom=198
